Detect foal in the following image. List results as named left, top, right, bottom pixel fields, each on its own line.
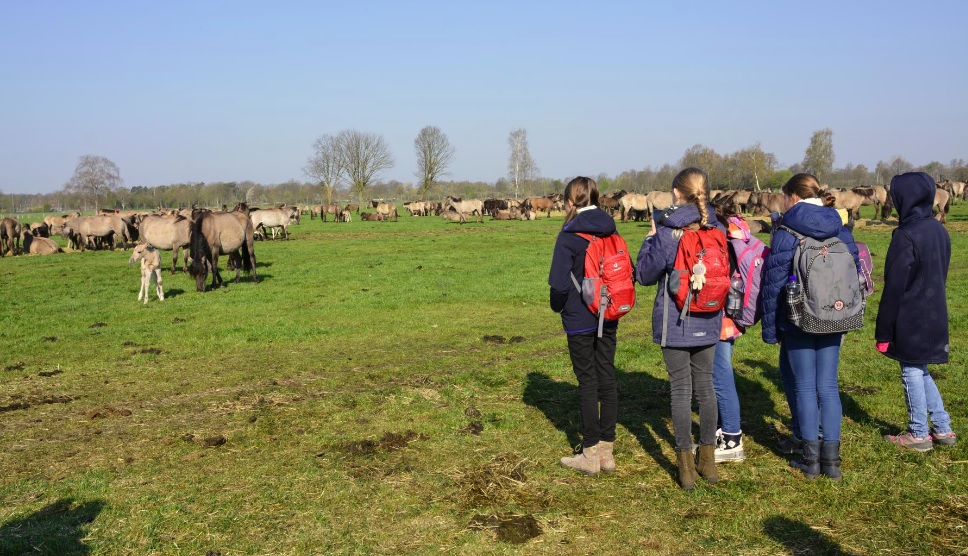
left=129, top=243, right=164, bottom=304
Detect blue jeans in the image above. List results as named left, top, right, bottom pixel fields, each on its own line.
left=785, top=329, right=843, bottom=442
left=778, top=342, right=801, bottom=438
left=713, top=340, right=741, bottom=435
left=901, top=363, right=952, bottom=438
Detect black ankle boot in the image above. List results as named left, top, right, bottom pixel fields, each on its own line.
left=820, top=441, right=842, bottom=480
left=789, top=440, right=821, bottom=479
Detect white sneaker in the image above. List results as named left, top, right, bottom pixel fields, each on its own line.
left=714, top=435, right=746, bottom=463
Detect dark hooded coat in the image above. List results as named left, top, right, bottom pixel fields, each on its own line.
left=875, top=172, right=951, bottom=364
left=634, top=204, right=726, bottom=347
left=761, top=201, right=860, bottom=344
left=549, top=206, right=620, bottom=334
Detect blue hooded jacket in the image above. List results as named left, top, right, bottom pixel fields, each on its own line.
left=634, top=204, right=726, bottom=347
left=549, top=206, right=619, bottom=334
left=875, top=172, right=950, bottom=364
left=761, top=201, right=860, bottom=344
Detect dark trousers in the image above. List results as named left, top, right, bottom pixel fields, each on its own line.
left=567, top=330, right=618, bottom=448
left=661, top=344, right=718, bottom=451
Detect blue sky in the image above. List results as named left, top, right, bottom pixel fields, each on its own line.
left=1, top=1, right=966, bottom=194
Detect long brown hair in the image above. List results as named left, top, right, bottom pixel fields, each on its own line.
left=562, top=176, right=600, bottom=228
left=672, top=167, right=710, bottom=227
left=782, top=173, right=835, bottom=207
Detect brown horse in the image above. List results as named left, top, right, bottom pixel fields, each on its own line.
left=188, top=204, right=258, bottom=291
left=0, top=217, right=21, bottom=256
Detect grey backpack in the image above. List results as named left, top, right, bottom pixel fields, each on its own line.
left=781, top=226, right=865, bottom=333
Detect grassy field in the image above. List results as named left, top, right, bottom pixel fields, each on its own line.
left=0, top=204, right=966, bottom=555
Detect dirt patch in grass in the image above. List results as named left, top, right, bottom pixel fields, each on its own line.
left=339, top=430, right=425, bottom=456
left=454, top=453, right=551, bottom=511
left=42, top=336, right=57, bottom=342
left=139, top=348, right=163, bottom=355
left=89, top=322, right=107, bottom=328
left=0, top=393, right=74, bottom=412
left=468, top=513, right=542, bottom=544
left=172, top=317, right=186, bottom=324
left=460, top=421, right=484, bottom=435
left=122, top=341, right=140, bottom=347
left=841, top=385, right=881, bottom=395
left=4, top=362, right=26, bottom=372
left=38, top=370, right=63, bottom=377
left=464, top=406, right=482, bottom=418
left=481, top=335, right=527, bottom=345
left=86, top=407, right=132, bottom=419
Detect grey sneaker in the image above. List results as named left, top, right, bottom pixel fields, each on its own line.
left=714, top=434, right=746, bottom=463
left=931, top=431, right=957, bottom=446
left=884, top=431, right=933, bottom=452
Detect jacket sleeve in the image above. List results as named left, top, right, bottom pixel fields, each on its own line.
left=761, top=229, right=796, bottom=344
left=875, top=230, right=914, bottom=343
left=634, top=231, right=671, bottom=286
left=549, top=233, right=579, bottom=313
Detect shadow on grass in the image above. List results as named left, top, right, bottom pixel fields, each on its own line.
left=763, top=515, right=859, bottom=555
left=0, top=498, right=104, bottom=556
left=522, top=368, right=678, bottom=482
left=743, top=356, right=898, bottom=441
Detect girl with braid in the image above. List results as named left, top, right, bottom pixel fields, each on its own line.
left=634, top=167, right=727, bottom=489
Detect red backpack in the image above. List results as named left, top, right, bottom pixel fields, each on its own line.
left=570, top=232, right=636, bottom=337
left=670, top=225, right=730, bottom=315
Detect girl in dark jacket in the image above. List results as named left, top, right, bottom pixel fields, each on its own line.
left=549, top=176, right=620, bottom=475
left=635, top=167, right=726, bottom=489
left=878, top=172, right=956, bottom=451
left=761, top=173, right=860, bottom=480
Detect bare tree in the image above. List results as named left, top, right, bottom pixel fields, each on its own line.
left=414, top=126, right=456, bottom=200
left=65, top=154, right=123, bottom=212
left=304, top=134, right=343, bottom=204
left=735, top=142, right=778, bottom=191
left=507, top=128, right=539, bottom=198
left=802, top=128, right=835, bottom=183
left=334, top=130, right=395, bottom=204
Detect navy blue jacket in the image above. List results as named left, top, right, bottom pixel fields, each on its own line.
left=761, top=202, right=860, bottom=344
left=875, top=172, right=950, bottom=364
left=549, top=207, right=619, bottom=334
left=634, top=204, right=726, bottom=347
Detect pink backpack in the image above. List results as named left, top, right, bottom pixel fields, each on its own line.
left=725, top=216, right=769, bottom=327
left=855, top=241, right=874, bottom=296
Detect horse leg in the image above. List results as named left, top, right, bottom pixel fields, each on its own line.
left=211, top=253, right=222, bottom=288
left=140, top=268, right=149, bottom=304
left=154, top=269, right=164, bottom=301
left=171, top=249, right=178, bottom=275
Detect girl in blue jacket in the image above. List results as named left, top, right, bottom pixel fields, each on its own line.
left=878, top=172, right=956, bottom=451
left=549, top=176, right=619, bottom=475
left=635, top=167, right=725, bottom=489
left=761, top=173, right=860, bottom=480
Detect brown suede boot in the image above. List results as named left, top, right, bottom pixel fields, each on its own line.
left=598, top=441, right=615, bottom=473
left=560, top=444, right=600, bottom=475
left=676, top=449, right=698, bottom=490
left=697, top=444, right=718, bottom=483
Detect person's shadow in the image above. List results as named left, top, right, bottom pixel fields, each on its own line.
left=0, top=498, right=103, bottom=556
left=523, top=368, right=679, bottom=483
left=763, top=515, right=859, bottom=555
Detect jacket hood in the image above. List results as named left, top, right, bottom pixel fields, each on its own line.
left=562, top=206, right=616, bottom=236
left=890, top=172, right=936, bottom=223
left=781, top=202, right=843, bottom=239
left=656, top=204, right=718, bottom=229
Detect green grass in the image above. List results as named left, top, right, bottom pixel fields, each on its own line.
left=0, top=208, right=966, bottom=555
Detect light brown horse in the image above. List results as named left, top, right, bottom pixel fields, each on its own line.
left=1, top=217, right=21, bottom=256
left=188, top=204, right=257, bottom=292
left=19, top=231, right=61, bottom=255
left=139, top=214, right=193, bottom=274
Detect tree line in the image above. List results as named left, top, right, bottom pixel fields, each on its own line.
left=2, top=128, right=966, bottom=214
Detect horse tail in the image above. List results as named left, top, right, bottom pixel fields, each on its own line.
left=240, top=236, right=254, bottom=272
left=189, top=213, right=211, bottom=276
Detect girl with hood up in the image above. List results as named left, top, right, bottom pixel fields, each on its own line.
left=548, top=176, right=620, bottom=475
left=878, top=172, right=956, bottom=451
left=761, top=173, right=860, bottom=480
left=635, top=167, right=726, bottom=490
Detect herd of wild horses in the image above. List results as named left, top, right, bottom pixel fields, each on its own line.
left=1, top=178, right=964, bottom=298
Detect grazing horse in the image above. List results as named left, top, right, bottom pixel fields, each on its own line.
left=1, top=217, right=21, bottom=256
left=525, top=196, right=555, bottom=218
left=619, top=193, right=648, bottom=222
left=139, top=214, right=192, bottom=274
left=375, top=202, right=399, bottom=221
left=188, top=205, right=258, bottom=292
left=250, top=206, right=298, bottom=239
